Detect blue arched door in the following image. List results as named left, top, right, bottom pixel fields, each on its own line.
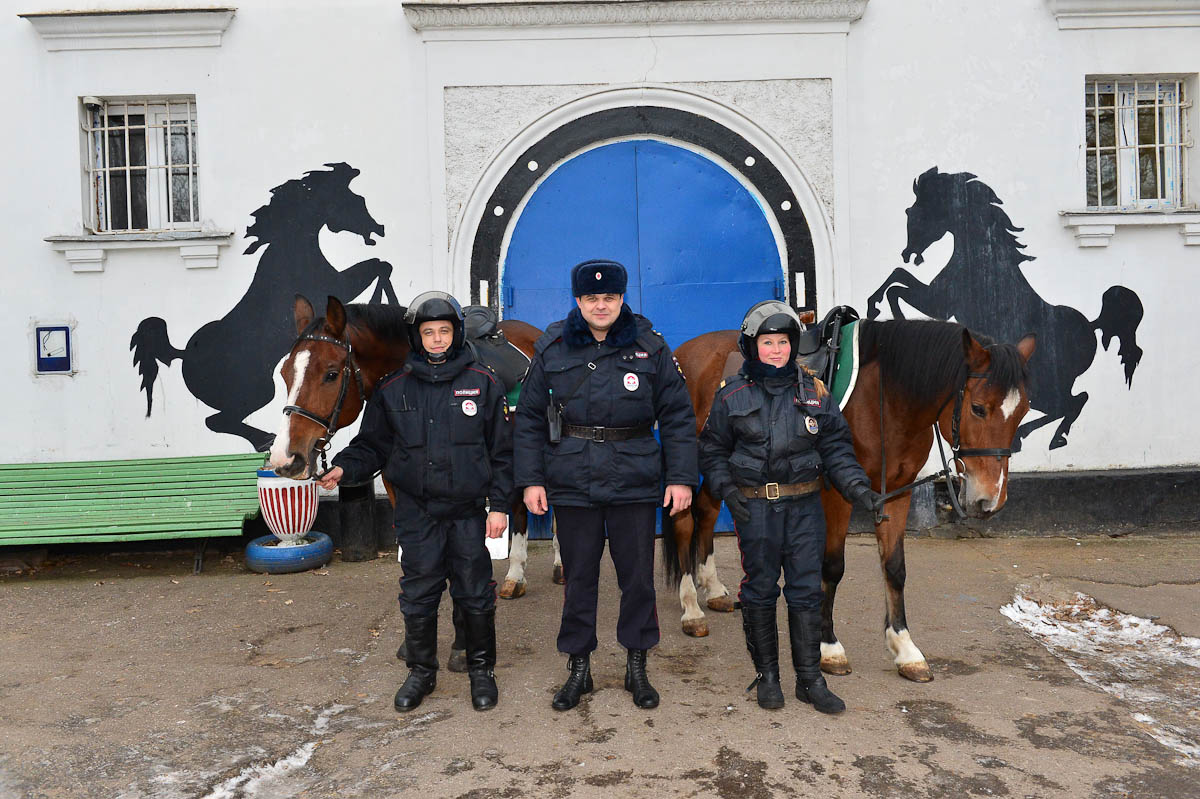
left=502, top=139, right=783, bottom=348
left=503, top=139, right=784, bottom=535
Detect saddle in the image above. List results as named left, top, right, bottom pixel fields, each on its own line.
left=722, top=306, right=860, bottom=393
left=462, top=305, right=531, bottom=394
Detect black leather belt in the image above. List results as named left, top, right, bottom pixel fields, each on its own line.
left=738, top=480, right=822, bottom=500
left=564, top=423, right=654, bottom=442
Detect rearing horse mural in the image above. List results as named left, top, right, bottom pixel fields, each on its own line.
left=130, top=162, right=397, bottom=451
left=867, top=166, right=1143, bottom=451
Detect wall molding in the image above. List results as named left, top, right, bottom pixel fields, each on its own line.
left=404, top=0, right=868, bottom=30
left=1059, top=210, right=1200, bottom=247
left=21, top=8, right=236, bottom=51
left=1050, top=0, right=1200, bottom=29
left=46, top=232, right=235, bottom=272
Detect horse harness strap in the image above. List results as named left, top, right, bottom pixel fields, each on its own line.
left=738, top=479, right=822, bottom=501
left=563, top=423, right=654, bottom=442
left=282, top=333, right=366, bottom=468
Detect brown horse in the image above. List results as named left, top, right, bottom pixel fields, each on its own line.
left=266, top=295, right=549, bottom=599
left=666, top=318, right=1035, bottom=681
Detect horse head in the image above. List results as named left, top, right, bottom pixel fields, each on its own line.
left=902, top=167, right=960, bottom=266
left=939, top=329, right=1037, bottom=518
left=245, top=162, right=384, bottom=254
left=902, top=167, right=1031, bottom=268
left=268, top=295, right=366, bottom=479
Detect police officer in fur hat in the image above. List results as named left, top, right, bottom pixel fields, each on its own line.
left=514, top=259, right=697, bottom=711
left=699, top=300, right=882, bottom=714
left=318, top=291, right=512, bottom=713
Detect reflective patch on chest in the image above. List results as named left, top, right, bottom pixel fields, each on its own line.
left=455, top=388, right=481, bottom=397
left=634, top=351, right=649, bottom=359
left=805, top=416, right=819, bottom=435
left=623, top=373, right=640, bottom=391
left=461, top=399, right=478, bottom=416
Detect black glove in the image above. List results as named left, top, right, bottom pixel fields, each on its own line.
left=722, top=487, right=752, bottom=526
left=849, top=483, right=884, bottom=512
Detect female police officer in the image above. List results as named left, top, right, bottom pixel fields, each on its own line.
left=699, top=301, right=882, bottom=714
left=317, top=291, right=512, bottom=713
left=514, top=260, right=697, bottom=712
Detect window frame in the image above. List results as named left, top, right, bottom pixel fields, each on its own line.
left=80, top=95, right=200, bottom=234
left=1084, top=75, right=1190, bottom=211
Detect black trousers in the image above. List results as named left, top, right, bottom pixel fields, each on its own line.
left=397, top=509, right=496, bottom=617
left=735, top=493, right=826, bottom=611
left=553, top=503, right=659, bottom=655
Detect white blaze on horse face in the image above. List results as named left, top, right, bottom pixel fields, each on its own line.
left=1000, top=388, right=1020, bottom=421
left=268, top=350, right=309, bottom=471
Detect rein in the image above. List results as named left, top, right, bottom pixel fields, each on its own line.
left=282, top=332, right=366, bottom=474
left=877, top=369, right=1012, bottom=522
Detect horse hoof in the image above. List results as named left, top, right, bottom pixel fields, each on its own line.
left=706, top=595, right=736, bottom=613
left=820, top=657, right=852, bottom=676
left=682, top=619, right=709, bottom=638
left=552, top=565, right=565, bottom=585
left=898, top=661, right=934, bottom=683
left=448, top=648, right=468, bottom=674
left=498, top=579, right=526, bottom=600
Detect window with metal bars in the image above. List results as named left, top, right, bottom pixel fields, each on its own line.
left=1085, top=77, right=1190, bottom=210
left=82, top=96, right=199, bottom=233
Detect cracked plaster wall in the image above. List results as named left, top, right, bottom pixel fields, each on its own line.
left=442, top=80, right=833, bottom=249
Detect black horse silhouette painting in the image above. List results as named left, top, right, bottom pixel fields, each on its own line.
left=131, top=162, right=397, bottom=451
left=867, top=166, right=1143, bottom=451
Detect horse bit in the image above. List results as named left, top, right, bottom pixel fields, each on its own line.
left=877, top=369, right=1013, bottom=522
left=282, top=332, right=366, bottom=476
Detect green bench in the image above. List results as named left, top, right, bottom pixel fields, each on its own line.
left=0, top=453, right=266, bottom=569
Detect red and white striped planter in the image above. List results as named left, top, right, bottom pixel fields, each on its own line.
left=257, top=470, right=318, bottom=546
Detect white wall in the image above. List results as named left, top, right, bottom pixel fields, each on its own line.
left=4, top=0, right=1196, bottom=472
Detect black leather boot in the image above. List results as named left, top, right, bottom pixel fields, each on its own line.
left=394, top=613, right=438, bottom=713
left=742, top=606, right=785, bottom=710
left=463, top=609, right=499, bottom=711
left=551, top=654, right=593, bottom=711
left=624, top=649, right=660, bottom=709
left=789, top=608, right=845, bottom=714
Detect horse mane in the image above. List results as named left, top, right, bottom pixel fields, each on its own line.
left=345, top=303, right=410, bottom=344
left=244, top=162, right=360, bottom=254
left=859, top=319, right=1029, bottom=406
left=919, top=169, right=1036, bottom=264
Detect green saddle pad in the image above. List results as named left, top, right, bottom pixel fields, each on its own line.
left=828, top=320, right=861, bottom=410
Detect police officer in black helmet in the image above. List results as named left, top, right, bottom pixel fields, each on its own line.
left=699, top=301, right=882, bottom=714
left=514, top=260, right=697, bottom=712
left=318, top=291, right=512, bottom=713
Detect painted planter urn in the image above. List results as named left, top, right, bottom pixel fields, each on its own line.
left=256, top=468, right=319, bottom=546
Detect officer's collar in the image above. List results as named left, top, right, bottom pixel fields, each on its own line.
left=563, top=304, right=638, bottom=350
left=405, top=347, right=473, bottom=382
left=742, top=358, right=798, bottom=384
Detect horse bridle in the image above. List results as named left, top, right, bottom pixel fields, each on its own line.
left=878, top=369, right=1013, bottom=522
left=282, top=332, right=365, bottom=474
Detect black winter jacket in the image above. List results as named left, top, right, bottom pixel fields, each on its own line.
left=699, top=364, right=868, bottom=502
left=514, top=305, right=697, bottom=507
left=332, top=348, right=513, bottom=520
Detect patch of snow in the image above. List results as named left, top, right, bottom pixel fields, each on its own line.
left=200, top=742, right=317, bottom=799
left=1001, top=592, right=1200, bottom=764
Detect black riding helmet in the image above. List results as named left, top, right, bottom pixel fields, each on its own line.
left=406, top=291, right=465, bottom=363
left=738, top=300, right=803, bottom=361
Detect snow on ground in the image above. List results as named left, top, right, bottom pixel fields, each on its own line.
left=1001, top=592, right=1200, bottom=764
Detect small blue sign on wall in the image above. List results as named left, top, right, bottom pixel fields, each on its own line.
left=36, top=325, right=72, bottom=374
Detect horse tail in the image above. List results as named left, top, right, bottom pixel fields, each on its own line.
left=661, top=494, right=700, bottom=588
left=130, top=317, right=185, bottom=417
left=1092, top=285, right=1144, bottom=387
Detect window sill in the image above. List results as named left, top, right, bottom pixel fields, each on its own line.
left=1058, top=210, right=1200, bottom=247
left=45, top=231, right=236, bottom=272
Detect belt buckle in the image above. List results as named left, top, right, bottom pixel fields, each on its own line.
left=765, top=482, right=780, bottom=500
left=592, top=426, right=605, bottom=442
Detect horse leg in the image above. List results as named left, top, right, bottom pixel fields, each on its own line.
left=551, top=513, right=564, bottom=585
left=1049, top=391, right=1088, bottom=450
left=694, top=486, right=734, bottom=613
left=204, top=411, right=274, bottom=452
left=866, top=267, right=922, bottom=320
left=674, top=509, right=708, bottom=638
left=1014, top=411, right=1062, bottom=453
left=819, top=488, right=853, bottom=675
left=875, top=494, right=932, bottom=682
left=499, top=500, right=528, bottom=599
left=332, top=257, right=393, bottom=304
